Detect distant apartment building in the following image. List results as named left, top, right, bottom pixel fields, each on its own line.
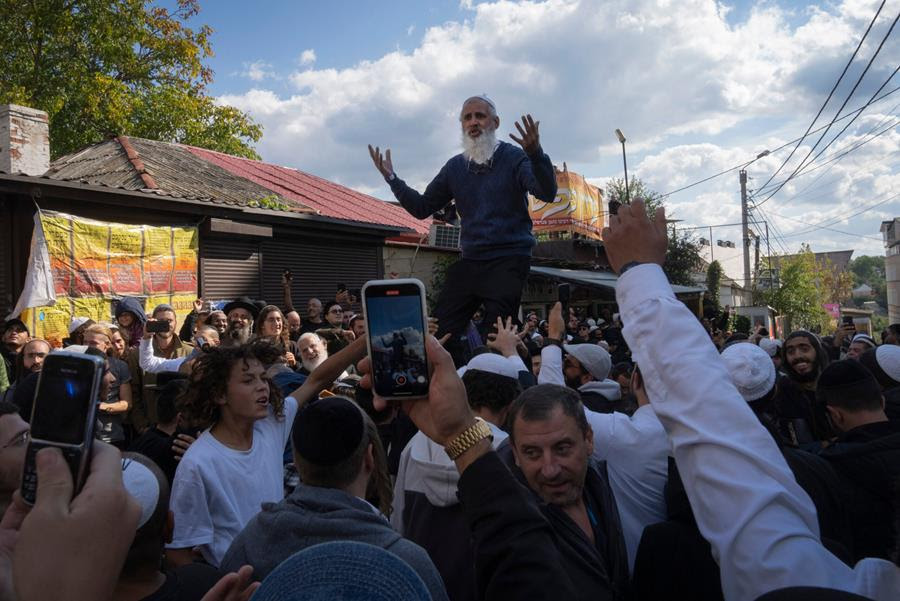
left=880, top=218, right=900, bottom=324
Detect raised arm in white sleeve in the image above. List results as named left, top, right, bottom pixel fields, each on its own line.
left=616, top=263, right=899, bottom=601
left=139, top=338, right=189, bottom=374
left=537, top=344, right=564, bottom=385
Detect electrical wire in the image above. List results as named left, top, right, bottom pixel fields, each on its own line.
left=657, top=83, right=900, bottom=199
left=755, top=9, right=900, bottom=207
left=753, top=0, right=887, bottom=195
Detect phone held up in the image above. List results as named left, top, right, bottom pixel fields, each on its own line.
left=21, top=350, right=105, bottom=505
left=362, top=279, right=430, bottom=400
left=558, top=283, right=571, bottom=318
left=145, top=320, right=170, bottom=334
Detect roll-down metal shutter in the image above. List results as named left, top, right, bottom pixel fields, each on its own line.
left=200, top=237, right=261, bottom=300
left=261, top=236, right=382, bottom=309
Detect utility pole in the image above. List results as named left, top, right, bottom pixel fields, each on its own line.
left=709, top=226, right=714, bottom=261
left=740, top=170, right=751, bottom=291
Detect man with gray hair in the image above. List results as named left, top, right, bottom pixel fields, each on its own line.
left=368, top=96, right=557, bottom=364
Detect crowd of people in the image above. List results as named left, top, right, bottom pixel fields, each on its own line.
left=0, top=200, right=895, bottom=600
left=0, top=92, right=897, bottom=600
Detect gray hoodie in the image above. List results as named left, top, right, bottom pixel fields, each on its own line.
left=391, top=423, right=508, bottom=601
left=220, top=483, right=448, bottom=601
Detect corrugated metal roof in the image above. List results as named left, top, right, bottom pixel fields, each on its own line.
left=185, top=145, right=431, bottom=235
left=45, top=137, right=315, bottom=212
left=530, top=265, right=706, bottom=295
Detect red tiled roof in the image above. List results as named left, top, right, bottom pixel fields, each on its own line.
left=185, top=146, right=429, bottom=236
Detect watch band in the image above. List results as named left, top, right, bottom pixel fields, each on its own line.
left=619, top=261, right=644, bottom=275
left=544, top=337, right=563, bottom=348
left=444, top=417, right=493, bottom=460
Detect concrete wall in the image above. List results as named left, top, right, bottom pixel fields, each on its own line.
left=383, top=244, right=459, bottom=297
left=0, top=105, right=50, bottom=176
left=886, top=252, right=900, bottom=324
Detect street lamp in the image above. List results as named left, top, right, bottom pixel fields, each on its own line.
left=614, top=129, right=629, bottom=203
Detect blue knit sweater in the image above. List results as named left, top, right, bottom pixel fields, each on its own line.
left=389, top=141, right=558, bottom=260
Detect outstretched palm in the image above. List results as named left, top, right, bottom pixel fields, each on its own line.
left=509, top=114, right=541, bottom=155
left=368, top=145, right=394, bottom=179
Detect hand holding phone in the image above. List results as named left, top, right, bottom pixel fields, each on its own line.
left=145, top=320, right=170, bottom=334
left=558, top=284, right=571, bottom=321
left=362, top=279, right=430, bottom=400
left=21, top=351, right=105, bottom=505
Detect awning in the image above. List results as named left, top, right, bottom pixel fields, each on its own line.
left=529, top=265, right=706, bottom=297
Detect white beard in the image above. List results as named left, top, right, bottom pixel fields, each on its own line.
left=302, top=353, right=327, bottom=373
left=462, top=127, right=497, bottom=165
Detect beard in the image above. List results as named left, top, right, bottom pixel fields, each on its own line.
left=224, top=322, right=253, bottom=346
left=789, top=360, right=819, bottom=383
left=302, top=353, right=327, bottom=373
left=462, top=127, right=497, bottom=165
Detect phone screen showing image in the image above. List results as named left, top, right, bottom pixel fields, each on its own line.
left=364, top=281, right=429, bottom=398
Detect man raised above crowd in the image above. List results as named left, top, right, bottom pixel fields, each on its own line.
left=369, top=95, right=557, bottom=364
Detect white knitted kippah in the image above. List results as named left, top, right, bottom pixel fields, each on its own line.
left=875, top=344, right=900, bottom=383
left=721, top=343, right=776, bottom=402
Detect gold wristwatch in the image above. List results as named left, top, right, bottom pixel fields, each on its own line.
left=444, top=417, right=493, bottom=460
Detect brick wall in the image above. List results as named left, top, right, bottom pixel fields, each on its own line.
left=0, top=104, right=50, bottom=176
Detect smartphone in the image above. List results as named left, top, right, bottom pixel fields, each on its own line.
left=146, top=320, right=170, bottom=334
left=842, top=315, right=855, bottom=327
left=21, top=350, right=105, bottom=505
left=362, top=279, right=430, bottom=400
left=558, top=283, right=571, bottom=318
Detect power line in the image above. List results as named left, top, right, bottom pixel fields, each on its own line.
left=762, top=208, right=885, bottom=241
left=753, top=112, right=900, bottom=197
left=780, top=189, right=900, bottom=237
left=756, top=9, right=900, bottom=207
left=753, top=0, right=887, bottom=195
left=656, top=83, right=900, bottom=199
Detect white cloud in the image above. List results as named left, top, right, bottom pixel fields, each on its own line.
left=407, top=24, right=416, bottom=36
left=299, top=49, right=317, bottom=66
left=240, top=60, right=275, bottom=82
left=217, top=0, right=900, bottom=278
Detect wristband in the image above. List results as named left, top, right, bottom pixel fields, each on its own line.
left=619, top=261, right=645, bottom=275
left=544, top=337, right=563, bottom=348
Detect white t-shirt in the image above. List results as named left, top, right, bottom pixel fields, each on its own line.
left=167, top=395, right=299, bottom=566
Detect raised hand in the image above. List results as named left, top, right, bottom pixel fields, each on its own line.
left=367, top=145, right=394, bottom=179
left=601, top=199, right=668, bottom=274
left=487, top=316, right=520, bottom=358
left=509, top=114, right=541, bottom=155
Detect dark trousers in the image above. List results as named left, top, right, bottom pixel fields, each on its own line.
left=433, top=255, right=530, bottom=365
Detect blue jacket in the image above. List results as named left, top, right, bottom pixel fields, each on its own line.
left=389, top=141, right=557, bottom=260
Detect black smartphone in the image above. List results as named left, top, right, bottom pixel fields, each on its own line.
left=842, top=315, right=855, bottom=327
left=558, top=283, right=571, bottom=318
left=146, top=320, right=170, bottom=334
left=22, top=350, right=105, bottom=505
left=362, top=279, right=430, bottom=400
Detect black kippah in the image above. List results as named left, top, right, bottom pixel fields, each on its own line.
left=291, top=397, right=365, bottom=466
left=817, top=359, right=881, bottom=405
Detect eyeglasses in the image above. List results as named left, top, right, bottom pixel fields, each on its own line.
left=2, top=430, right=30, bottom=450
left=329, top=308, right=343, bottom=314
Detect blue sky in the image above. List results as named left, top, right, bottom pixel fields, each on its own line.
left=167, top=0, right=900, bottom=279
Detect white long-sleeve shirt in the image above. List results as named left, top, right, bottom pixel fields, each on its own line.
left=617, top=263, right=899, bottom=601
left=538, top=343, right=669, bottom=572
left=139, top=338, right=192, bottom=373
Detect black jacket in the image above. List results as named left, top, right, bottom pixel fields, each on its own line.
left=496, top=443, right=630, bottom=601
left=819, top=420, right=900, bottom=561
left=457, top=450, right=577, bottom=601
left=773, top=376, right=835, bottom=445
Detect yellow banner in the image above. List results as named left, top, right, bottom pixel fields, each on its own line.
left=529, top=169, right=605, bottom=240
left=21, top=211, right=199, bottom=345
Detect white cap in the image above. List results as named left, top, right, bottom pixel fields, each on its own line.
left=875, top=345, right=900, bottom=382
left=721, top=343, right=776, bottom=402
left=457, top=352, right=522, bottom=380
left=758, top=338, right=780, bottom=357
left=563, top=343, right=612, bottom=381
left=121, top=458, right=161, bottom=529
left=69, top=316, right=90, bottom=335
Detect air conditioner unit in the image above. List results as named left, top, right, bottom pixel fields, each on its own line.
left=429, top=223, right=461, bottom=249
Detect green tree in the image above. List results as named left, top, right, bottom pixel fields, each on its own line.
left=0, top=0, right=262, bottom=159
left=760, top=245, right=829, bottom=331
left=848, top=255, right=887, bottom=307
left=705, top=260, right=723, bottom=310
left=605, top=177, right=664, bottom=216
left=606, top=177, right=704, bottom=287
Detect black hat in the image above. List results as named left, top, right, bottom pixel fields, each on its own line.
left=223, top=297, right=260, bottom=320
left=145, top=371, right=188, bottom=390
left=291, top=397, right=365, bottom=466
left=2, top=318, right=28, bottom=335
left=816, top=359, right=881, bottom=407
